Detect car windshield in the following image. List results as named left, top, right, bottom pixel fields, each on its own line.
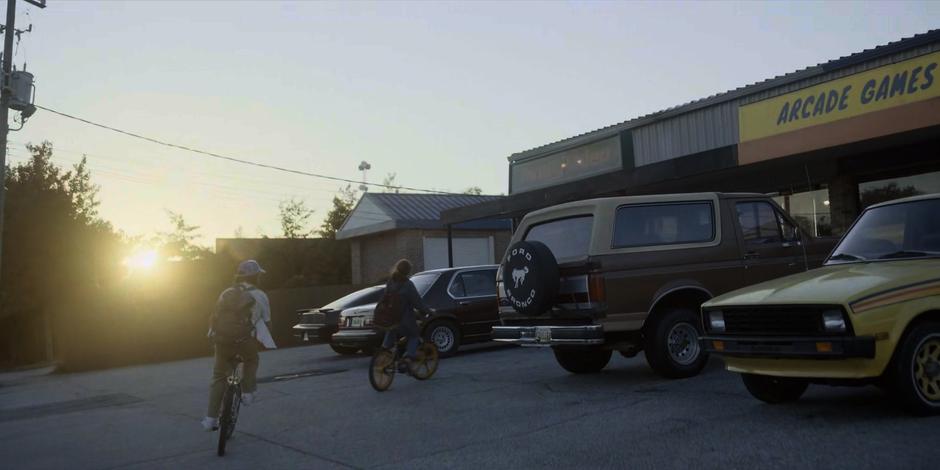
left=320, top=286, right=384, bottom=311
left=524, top=216, right=593, bottom=261
left=410, top=273, right=440, bottom=296
left=828, top=198, right=940, bottom=263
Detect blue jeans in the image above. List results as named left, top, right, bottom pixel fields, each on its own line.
left=382, top=308, right=420, bottom=358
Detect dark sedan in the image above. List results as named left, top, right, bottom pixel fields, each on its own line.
left=292, top=285, right=384, bottom=353
left=330, top=265, right=499, bottom=357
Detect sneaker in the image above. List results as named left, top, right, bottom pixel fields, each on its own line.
left=201, top=417, right=218, bottom=432
left=241, top=393, right=254, bottom=406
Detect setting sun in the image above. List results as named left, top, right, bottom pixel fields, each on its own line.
left=123, top=249, right=158, bottom=270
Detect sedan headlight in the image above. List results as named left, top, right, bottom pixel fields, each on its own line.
left=821, top=309, right=847, bottom=333
left=707, top=310, right=725, bottom=333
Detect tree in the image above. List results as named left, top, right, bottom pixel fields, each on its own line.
left=319, top=185, right=358, bottom=239
left=158, top=210, right=208, bottom=260
left=463, top=186, right=483, bottom=195
left=382, top=172, right=401, bottom=193
left=1, top=141, right=123, bottom=364
left=278, top=198, right=315, bottom=238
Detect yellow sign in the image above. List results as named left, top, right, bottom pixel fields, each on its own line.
left=739, top=51, right=940, bottom=142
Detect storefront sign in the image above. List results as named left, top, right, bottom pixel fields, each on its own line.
left=510, top=136, right=622, bottom=194
left=740, top=51, right=940, bottom=142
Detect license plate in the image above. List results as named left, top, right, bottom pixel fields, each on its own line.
left=536, top=327, right=551, bottom=343
left=351, top=317, right=364, bottom=327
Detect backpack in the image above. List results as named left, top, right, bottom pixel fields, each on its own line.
left=211, top=285, right=257, bottom=344
left=373, top=284, right=403, bottom=330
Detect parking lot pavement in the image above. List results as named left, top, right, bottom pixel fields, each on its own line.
left=1, top=343, right=938, bottom=470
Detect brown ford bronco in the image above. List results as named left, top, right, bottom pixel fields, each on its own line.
left=493, top=192, right=836, bottom=378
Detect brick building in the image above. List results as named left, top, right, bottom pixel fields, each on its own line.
left=336, top=193, right=511, bottom=284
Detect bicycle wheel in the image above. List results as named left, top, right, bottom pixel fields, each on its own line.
left=217, top=385, right=234, bottom=456
left=369, top=349, right=396, bottom=392
left=226, top=385, right=241, bottom=441
left=412, top=342, right=439, bottom=380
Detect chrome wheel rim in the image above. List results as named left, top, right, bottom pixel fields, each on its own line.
left=912, top=334, right=940, bottom=404
left=431, top=326, right=455, bottom=352
left=667, top=322, right=701, bottom=366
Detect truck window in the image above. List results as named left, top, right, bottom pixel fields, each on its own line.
left=736, top=201, right=782, bottom=244
left=524, top=216, right=593, bottom=261
left=612, top=202, right=714, bottom=248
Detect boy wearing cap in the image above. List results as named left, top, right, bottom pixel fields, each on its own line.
left=201, top=260, right=272, bottom=432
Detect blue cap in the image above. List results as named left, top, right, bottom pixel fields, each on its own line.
left=236, top=260, right=266, bottom=277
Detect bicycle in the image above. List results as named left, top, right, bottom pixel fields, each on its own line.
left=369, top=338, right=439, bottom=392
left=217, top=355, right=243, bottom=457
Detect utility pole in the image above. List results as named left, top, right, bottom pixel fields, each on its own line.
left=0, top=0, right=17, bottom=287
left=0, top=0, right=43, bottom=286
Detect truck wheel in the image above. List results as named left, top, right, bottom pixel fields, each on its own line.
left=553, top=347, right=612, bottom=374
left=741, top=373, right=808, bottom=404
left=330, top=344, right=360, bottom=355
left=890, top=322, right=940, bottom=416
left=644, top=308, right=708, bottom=379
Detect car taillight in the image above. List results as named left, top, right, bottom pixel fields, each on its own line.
left=588, top=273, right=606, bottom=303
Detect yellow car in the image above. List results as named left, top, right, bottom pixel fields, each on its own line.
left=702, top=193, right=940, bottom=415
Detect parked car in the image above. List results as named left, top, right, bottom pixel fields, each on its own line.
left=292, top=285, right=384, bottom=349
left=492, top=192, right=836, bottom=378
left=702, top=194, right=940, bottom=415
left=330, top=265, right=499, bottom=357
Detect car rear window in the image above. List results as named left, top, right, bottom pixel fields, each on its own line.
left=613, top=202, right=715, bottom=248
left=320, top=286, right=384, bottom=310
left=524, top=216, right=593, bottom=260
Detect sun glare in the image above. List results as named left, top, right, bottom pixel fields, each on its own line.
left=124, top=249, right=158, bottom=270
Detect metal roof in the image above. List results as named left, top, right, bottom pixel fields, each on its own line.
left=509, top=28, right=940, bottom=163
left=336, top=193, right=510, bottom=240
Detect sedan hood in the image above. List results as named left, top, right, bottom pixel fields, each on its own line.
left=705, top=259, right=940, bottom=307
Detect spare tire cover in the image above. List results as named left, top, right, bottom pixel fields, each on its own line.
left=501, top=241, right=560, bottom=316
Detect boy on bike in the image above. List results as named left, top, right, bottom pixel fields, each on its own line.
left=202, top=260, right=272, bottom=431
left=381, top=259, right=433, bottom=371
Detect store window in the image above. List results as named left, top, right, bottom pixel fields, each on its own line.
left=772, top=188, right=832, bottom=237
left=859, top=170, right=940, bottom=209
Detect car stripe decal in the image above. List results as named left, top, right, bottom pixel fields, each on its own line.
left=850, top=278, right=940, bottom=313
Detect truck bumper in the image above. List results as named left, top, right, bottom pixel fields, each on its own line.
left=701, top=335, right=876, bottom=359
left=492, top=325, right=604, bottom=346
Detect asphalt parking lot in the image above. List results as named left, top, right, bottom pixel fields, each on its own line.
left=1, top=343, right=938, bottom=469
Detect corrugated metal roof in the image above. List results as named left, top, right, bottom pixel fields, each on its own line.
left=336, top=193, right=510, bottom=240
left=368, top=193, right=505, bottom=223
left=509, top=28, right=940, bottom=163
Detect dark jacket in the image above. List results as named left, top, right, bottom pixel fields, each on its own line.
left=386, top=279, right=431, bottom=337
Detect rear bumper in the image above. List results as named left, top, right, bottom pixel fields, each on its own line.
left=492, top=325, right=604, bottom=346
left=701, top=335, right=876, bottom=359
left=292, top=324, right=335, bottom=341
left=331, top=329, right=382, bottom=348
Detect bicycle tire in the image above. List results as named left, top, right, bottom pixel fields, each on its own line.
left=369, top=349, right=396, bottom=392
left=217, top=385, right=234, bottom=456
left=412, top=343, right=439, bottom=380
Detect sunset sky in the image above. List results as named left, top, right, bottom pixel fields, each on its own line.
left=9, top=0, right=939, bottom=245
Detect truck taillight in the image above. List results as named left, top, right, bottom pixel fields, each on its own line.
left=588, top=274, right=606, bottom=303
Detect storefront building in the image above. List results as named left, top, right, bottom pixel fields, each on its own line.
left=443, top=30, right=940, bottom=239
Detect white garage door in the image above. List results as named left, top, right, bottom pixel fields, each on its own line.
left=423, top=236, right=494, bottom=270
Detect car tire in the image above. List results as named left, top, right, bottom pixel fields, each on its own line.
left=741, top=373, right=809, bottom=404
left=644, top=307, right=708, bottom=379
left=553, top=347, right=612, bottom=374
left=424, top=320, right=461, bottom=358
left=890, top=322, right=940, bottom=416
left=329, top=344, right=360, bottom=355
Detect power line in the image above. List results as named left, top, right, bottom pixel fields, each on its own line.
left=34, top=104, right=461, bottom=195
